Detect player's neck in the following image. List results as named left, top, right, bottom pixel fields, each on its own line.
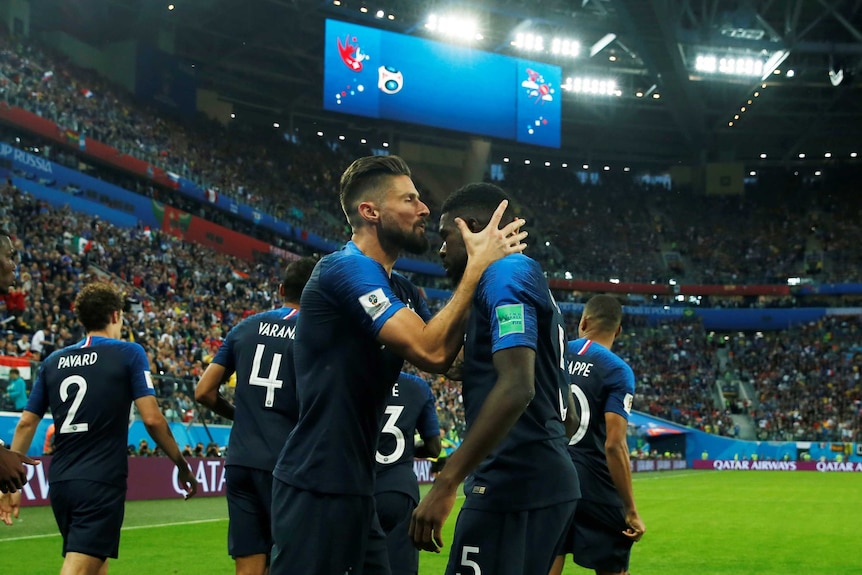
left=582, top=332, right=615, bottom=350
left=86, top=329, right=114, bottom=340
left=352, top=232, right=397, bottom=275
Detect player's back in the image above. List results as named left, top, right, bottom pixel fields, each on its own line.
left=374, top=372, right=438, bottom=503
left=565, top=338, right=635, bottom=501
left=461, top=254, right=578, bottom=511
left=274, top=244, right=430, bottom=496
left=31, top=336, right=152, bottom=486
left=218, top=307, right=300, bottom=471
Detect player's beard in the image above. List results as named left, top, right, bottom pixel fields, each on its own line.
left=379, top=217, right=429, bottom=255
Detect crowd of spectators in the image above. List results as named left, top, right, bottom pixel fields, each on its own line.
left=4, top=30, right=862, bottom=285
left=1, top=180, right=860, bottom=443
left=0, top=31, right=860, bottom=447
left=727, top=316, right=862, bottom=442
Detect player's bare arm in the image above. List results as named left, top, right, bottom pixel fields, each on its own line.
left=605, top=412, right=645, bottom=542
left=563, top=389, right=579, bottom=438
left=379, top=201, right=527, bottom=372
left=195, top=362, right=236, bottom=421
left=414, top=433, right=442, bottom=460
left=0, top=411, right=42, bottom=524
left=0, top=444, right=38, bottom=495
left=410, top=347, right=536, bottom=552
left=135, top=395, right=198, bottom=499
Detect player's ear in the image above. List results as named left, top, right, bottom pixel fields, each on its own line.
left=467, top=217, right=483, bottom=233
left=278, top=283, right=285, bottom=298
left=357, top=200, right=380, bottom=224
left=615, top=324, right=622, bottom=337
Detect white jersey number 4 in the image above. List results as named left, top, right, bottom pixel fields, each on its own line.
left=249, top=344, right=284, bottom=408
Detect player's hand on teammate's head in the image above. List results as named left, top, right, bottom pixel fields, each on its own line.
left=458, top=200, right=527, bottom=270
left=177, top=464, right=199, bottom=499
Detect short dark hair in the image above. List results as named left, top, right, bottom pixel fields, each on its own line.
left=582, top=295, right=623, bottom=334
left=281, top=256, right=318, bottom=302
left=440, top=182, right=511, bottom=224
left=339, top=155, right=412, bottom=227
left=9, top=368, right=18, bottom=376
left=74, top=282, right=124, bottom=332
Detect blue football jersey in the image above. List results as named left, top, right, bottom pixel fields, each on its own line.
left=566, top=338, right=636, bottom=503
left=461, top=254, right=579, bottom=511
left=212, top=307, right=300, bottom=471
left=374, top=372, right=439, bottom=503
left=274, top=242, right=432, bottom=496
left=25, top=336, right=154, bottom=487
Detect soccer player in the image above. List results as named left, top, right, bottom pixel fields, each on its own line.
left=374, top=371, right=442, bottom=575
left=269, top=155, right=527, bottom=575
left=411, top=183, right=580, bottom=575
left=195, top=256, right=317, bottom=575
left=0, top=233, right=39, bottom=494
left=0, top=282, right=197, bottom=574
left=550, top=295, right=646, bottom=575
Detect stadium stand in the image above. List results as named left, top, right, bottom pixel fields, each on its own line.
left=0, top=31, right=860, bottom=448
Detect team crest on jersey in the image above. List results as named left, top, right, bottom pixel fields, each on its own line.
left=359, top=288, right=391, bottom=321
left=495, top=304, right=525, bottom=337
left=624, top=393, right=633, bottom=414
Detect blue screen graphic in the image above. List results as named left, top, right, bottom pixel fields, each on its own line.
left=323, top=19, right=561, bottom=148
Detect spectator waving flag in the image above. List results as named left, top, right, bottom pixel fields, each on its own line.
left=80, top=87, right=94, bottom=98
left=205, top=188, right=218, bottom=203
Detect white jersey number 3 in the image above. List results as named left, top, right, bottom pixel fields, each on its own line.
left=375, top=405, right=405, bottom=464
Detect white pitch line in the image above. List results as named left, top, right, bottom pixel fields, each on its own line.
left=0, top=517, right=227, bottom=543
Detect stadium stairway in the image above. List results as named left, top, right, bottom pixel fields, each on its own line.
left=730, top=413, right=757, bottom=441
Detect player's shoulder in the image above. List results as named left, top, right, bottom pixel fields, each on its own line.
left=482, top=254, right=543, bottom=292
left=318, top=242, right=385, bottom=283
left=486, top=253, right=539, bottom=276
left=397, top=371, right=426, bottom=388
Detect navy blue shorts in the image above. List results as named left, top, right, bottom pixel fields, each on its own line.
left=226, top=466, right=274, bottom=558
left=565, top=498, right=633, bottom=572
left=270, top=480, right=390, bottom=575
left=444, top=501, right=576, bottom=575
left=50, top=480, right=125, bottom=560
left=374, top=491, right=418, bottom=575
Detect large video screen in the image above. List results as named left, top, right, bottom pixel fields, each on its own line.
left=324, top=19, right=562, bottom=148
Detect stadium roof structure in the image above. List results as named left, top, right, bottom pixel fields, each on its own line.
left=31, top=0, right=862, bottom=167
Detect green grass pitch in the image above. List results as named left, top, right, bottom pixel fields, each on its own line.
left=1, top=470, right=860, bottom=574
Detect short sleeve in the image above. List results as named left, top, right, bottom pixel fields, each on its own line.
left=603, top=362, right=636, bottom=420
left=212, top=324, right=237, bottom=372
left=24, top=361, right=49, bottom=417
left=416, top=376, right=440, bottom=439
left=479, top=257, right=540, bottom=354
left=319, top=254, right=407, bottom=337
left=127, top=343, right=156, bottom=400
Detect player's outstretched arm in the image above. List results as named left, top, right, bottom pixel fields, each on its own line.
left=135, top=396, right=198, bottom=499
left=0, top=444, right=38, bottom=495
left=414, top=434, right=442, bottom=460
left=0, top=411, right=42, bottom=525
left=410, top=347, right=535, bottom=552
left=379, top=202, right=527, bottom=372
left=195, top=362, right=236, bottom=421
left=605, top=412, right=645, bottom=542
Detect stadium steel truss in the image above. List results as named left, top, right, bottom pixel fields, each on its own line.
left=29, top=0, right=862, bottom=166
